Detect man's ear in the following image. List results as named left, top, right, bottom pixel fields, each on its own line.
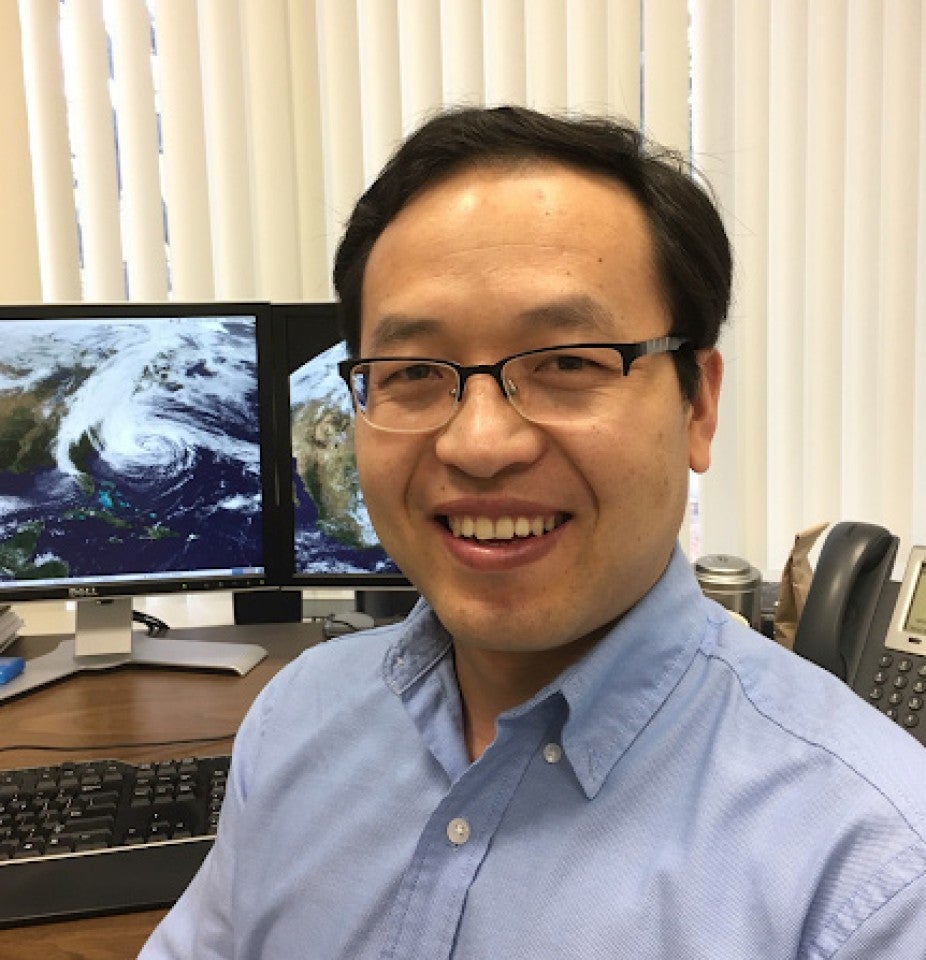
left=687, top=348, right=722, bottom=474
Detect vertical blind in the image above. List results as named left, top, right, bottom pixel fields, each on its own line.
left=3, top=0, right=925, bottom=576
left=692, top=0, right=926, bottom=575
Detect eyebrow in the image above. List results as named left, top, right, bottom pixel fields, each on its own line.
left=515, top=294, right=616, bottom=335
left=364, top=315, right=441, bottom=353
left=364, top=293, right=616, bottom=354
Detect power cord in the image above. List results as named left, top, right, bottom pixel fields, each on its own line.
left=0, top=732, right=236, bottom=754
left=132, top=610, right=170, bottom=636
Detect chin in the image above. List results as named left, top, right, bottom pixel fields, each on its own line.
left=428, top=591, right=582, bottom=651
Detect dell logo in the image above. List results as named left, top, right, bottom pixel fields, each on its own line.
left=68, top=586, right=100, bottom=598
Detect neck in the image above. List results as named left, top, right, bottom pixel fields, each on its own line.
left=453, top=630, right=606, bottom=761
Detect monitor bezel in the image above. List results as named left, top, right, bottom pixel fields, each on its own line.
left=0, top=300, right=283, bottom=603
left=269, top=301, right=412, bottom=590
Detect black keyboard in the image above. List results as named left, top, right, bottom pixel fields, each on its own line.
left=0, top=754, right=229, bottom=926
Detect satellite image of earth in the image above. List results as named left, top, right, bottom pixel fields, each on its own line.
left=289, top=341, right=398, bottom=575
left=0, top=316, right=265, bottom=586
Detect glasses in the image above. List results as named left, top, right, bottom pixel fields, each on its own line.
left=337, top=336, right=690, bottom=433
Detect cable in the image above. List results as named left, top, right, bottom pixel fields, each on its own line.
left=0, top=732, right=236, bottom=755
left=132, top=610, right=170, bottom=636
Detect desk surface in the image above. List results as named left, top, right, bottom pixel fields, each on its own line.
left=0, top=620, right=324, bottom=960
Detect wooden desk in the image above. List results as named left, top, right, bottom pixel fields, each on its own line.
left=0, top=621, right=324, bottom=960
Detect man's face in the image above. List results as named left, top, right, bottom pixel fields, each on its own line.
left=355, top=162, right=721, bottom=664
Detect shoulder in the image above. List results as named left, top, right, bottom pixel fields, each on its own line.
left=254, top=619, right=400, bottom=721
left=698, top=608, right=926, bottom=834
left=231, top=601, right=447, bottom=772
left=218, top=618, right=413, bottom=820
left=688, top=608, right=926, bottom=953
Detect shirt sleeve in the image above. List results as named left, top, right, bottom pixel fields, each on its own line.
left=136, top=674, right=274, bottom=959
left=812, top=844, right=926, bottom=960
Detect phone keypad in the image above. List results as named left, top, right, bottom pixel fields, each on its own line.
left=866, top=655, right=926, bottom=730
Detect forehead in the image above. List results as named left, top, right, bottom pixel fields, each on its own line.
left=360, top=161, right=666, bottom=350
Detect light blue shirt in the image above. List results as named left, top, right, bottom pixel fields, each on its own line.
left=140, top=547, right=926, bottom=958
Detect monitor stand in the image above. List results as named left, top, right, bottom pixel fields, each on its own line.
left=0, top=597, right=267, bottom=701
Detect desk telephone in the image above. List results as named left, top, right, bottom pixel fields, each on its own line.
left=793, top=522, right=926, bottom=745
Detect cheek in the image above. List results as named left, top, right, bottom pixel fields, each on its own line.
left=576, top=419, right=686, bottom=518
left=354, top=429, right=419, bottom=521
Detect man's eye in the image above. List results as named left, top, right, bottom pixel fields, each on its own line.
left=521, top=350, right=621, bottom=389
left=534, top=353, right=599, bottom=374
left=549, top=354, right=590, bottom=372
left=378, top=363, right=444, bottom=387
left=401, top=363, right=440, bottom=381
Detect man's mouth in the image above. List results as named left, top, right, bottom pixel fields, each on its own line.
left=441, top=513, right=569, bottom=541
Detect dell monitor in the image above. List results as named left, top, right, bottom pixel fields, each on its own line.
left=270, top=303, right=417, bottom=619
left=0, top=302, right=279, bottom=698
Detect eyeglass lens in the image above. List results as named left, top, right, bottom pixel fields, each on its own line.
left=352, top=346, right=630, bottom=432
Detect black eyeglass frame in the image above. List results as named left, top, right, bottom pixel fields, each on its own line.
left=337, top=335, right=691, bottom=428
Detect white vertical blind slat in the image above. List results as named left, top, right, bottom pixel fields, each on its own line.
left=152, top=0, right=212, bottom=301
left=62, top=0, right=124, bottom=301
left=286, top=0, right=328, bottom=300
left=841, top=2, right=883, bottom=525
left=694, top=0, right=775, bottom=568
left=17, top=0, right=79, bottom=302
left=0, top=0, right=41, bottom=303
left=691, top=0, right=740, bottom=559
left=525, top=0, right=567, bottom=113
left=566, top=0, right=609, bottom=113
left=728, top=0, right=771, bottom=569
left=107, top=0, right=167, bottom=301
left=482, top=0, right=526, bottom=106
left=397, top=0, right=443, bottom=134
left=606, top=0, right=640, bottom=124
left=914, top=11, right=926, bottom=546
left=440, top=0, right=484, bottom=105
left=641, top=0, right=689, bottom=152
left=240, top=0, right=302, bottom=301
left=765, top=1, right=808, bottom=570
left=316, top=0, right=364, bottom=286
left=803, top=2, right=847, bottom=529
left=357, top=0, right=402, bottom=183
left=876, top=0, right=921, bottom=554
left=197, top=0, right=255, bottom=300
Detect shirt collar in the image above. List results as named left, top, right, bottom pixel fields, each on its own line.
left=383, top=601, right=453, bottom=697
left=383, top=545, right=706, bottom=798
left=555, top=546, right=706, bottom=797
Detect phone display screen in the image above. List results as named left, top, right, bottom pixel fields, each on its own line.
left=903, top=563, right=926, bottom=635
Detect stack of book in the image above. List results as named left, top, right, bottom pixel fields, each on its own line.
left=0, top=605, right=23, bottom=654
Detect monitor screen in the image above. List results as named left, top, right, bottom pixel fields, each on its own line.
left=270, top=303, right=408, bottom=589
left=903, top=561, right=926, bottom=636
left=0, top=302, right=276, bottom=603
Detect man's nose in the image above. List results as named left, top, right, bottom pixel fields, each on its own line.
left=434, top=374, right=544, bottom=479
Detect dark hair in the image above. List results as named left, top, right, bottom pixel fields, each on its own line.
left=333, top=105, right=732, bottom=400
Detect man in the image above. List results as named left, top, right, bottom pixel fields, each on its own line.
left=141, top=107, right=926, bottom=958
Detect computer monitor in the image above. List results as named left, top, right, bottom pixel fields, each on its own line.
left=270, top=303, right=417, bottom=618
left=0, top=302, right=279, bottom=697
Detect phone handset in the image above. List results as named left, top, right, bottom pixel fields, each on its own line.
left=793, top=522, right=898, bottom=682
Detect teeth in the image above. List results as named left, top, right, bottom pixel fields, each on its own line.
left=474, top=517, right=495, bottom=541
left=447, top=513, right=562, bottom=541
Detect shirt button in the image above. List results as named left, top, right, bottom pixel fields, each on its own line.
left=447, top=817, right=471, bottom=846
left=543, top=743, right=563, bottom=764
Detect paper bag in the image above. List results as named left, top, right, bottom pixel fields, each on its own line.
left=774, top=522, right=829, bottom=649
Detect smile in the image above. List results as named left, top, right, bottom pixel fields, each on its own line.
left=444, top=513, right=568, bottom=541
